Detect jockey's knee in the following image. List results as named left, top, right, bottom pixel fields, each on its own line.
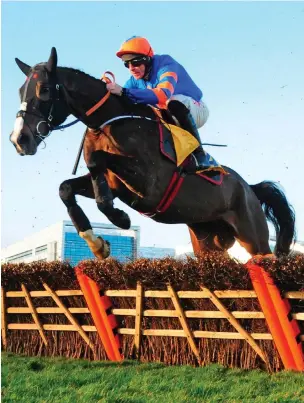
left=168, top=96, right=209, bottom=129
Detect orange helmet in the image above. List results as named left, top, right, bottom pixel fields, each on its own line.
left=116, top=36, right=154, bottom=58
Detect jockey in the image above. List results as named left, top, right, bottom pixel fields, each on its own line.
left=106, top=36, right=210, bottom=170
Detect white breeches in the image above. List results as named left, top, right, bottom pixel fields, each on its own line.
left=169, top=94, right=209, bottom=128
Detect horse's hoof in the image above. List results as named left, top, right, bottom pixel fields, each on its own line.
left=93, top=238, right=110, bottom=260
left=107, top=209, right=131, bottom=230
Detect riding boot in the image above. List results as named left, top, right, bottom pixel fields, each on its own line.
left=167, top=100, right=207, bottom=170
left=91, top=171, right=131, bottom=230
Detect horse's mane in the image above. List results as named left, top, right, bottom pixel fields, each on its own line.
left=59, top=66, right=100, bottom=82
left=58, top=66, right=160, bottom=120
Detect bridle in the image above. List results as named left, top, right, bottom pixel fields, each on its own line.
left=15, top=69, right=62, bottom=143
left=15, top=70, right=115, bottom=144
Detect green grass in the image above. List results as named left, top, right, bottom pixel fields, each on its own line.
left=2, top=353, right=304, bottom=403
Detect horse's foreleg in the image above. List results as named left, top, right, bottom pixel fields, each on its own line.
left=88, top=153, right=131, bottom=229
left=59, top=174, right=92, bottom=232
left=59, top=174, right=110, bottom=259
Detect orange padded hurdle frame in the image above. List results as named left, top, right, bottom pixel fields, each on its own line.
left=75, top=264, right=122, bottom=362
left=247, top=262, right=304, bottom=371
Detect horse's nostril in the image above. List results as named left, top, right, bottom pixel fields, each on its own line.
left=18, top=132, right=27, bottom=145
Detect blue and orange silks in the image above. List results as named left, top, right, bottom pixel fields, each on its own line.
left=123, top=54, right=203, bottom=109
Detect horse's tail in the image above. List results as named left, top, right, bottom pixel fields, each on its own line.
left=250, top=181, right=296, bottom=255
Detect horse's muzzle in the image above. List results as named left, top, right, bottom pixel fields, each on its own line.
left=10, top=131, right=37, bottom=156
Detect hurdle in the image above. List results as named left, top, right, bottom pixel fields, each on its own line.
left=247, top=261, right=304, bottom=371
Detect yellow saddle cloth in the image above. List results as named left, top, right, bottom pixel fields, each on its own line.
left=160, top=120, right=227, bottom=176
left=164, top=123, right=199, bottom=166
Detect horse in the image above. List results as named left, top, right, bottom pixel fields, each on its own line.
left=10, top=47, right=296, bottom=261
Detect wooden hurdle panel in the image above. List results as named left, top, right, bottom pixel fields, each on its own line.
left=104, top=287, right=304, bottom=366
left=1, top=284, right=96, bottom=355
left=2, top=283, right=304, bottom=370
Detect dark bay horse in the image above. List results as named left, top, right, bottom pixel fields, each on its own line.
left=10, top=47, right=296, bottom=260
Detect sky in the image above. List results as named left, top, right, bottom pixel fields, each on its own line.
left=1, top=1, right=304, bottom=250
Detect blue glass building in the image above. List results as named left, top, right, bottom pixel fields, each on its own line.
left=62, top=221, right=140, bottom=266
left=63, top=221, right=140, bottom=266
left=1, top=220, right=140, bottom=266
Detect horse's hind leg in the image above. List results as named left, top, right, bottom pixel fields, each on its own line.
left=223, top=190, right=272, bottom=256
left=59, top=174, right=110, bottom=259
left=235, top=217, right=271, bottom=256
left=188, top=221, right=235, bottom=255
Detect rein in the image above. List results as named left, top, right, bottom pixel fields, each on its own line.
left=56, top=70, right=227, bottom=174
left=85, top=71, right=115, bottom=116
left=54, top=71, right=115, bottom=131
left=53, top=118, right=80, bottom=131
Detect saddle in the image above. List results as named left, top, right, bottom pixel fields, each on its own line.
left=153, top=108, right=227, bottom=185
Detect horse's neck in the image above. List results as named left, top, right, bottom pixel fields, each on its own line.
left=59, top=68, right=125, bottom=128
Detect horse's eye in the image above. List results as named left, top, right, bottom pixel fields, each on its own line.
left=37, top=84, right=51, bottom=101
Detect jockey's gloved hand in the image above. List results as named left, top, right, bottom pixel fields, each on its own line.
left=106, top=82, right=123, bottom=95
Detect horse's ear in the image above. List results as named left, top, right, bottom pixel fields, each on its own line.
left=46, top=47, right=57, bottom=74
left=15, top=58, right=31, bottom=76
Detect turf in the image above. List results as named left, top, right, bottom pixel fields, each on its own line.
left=2, top=353, right=304, bottom=402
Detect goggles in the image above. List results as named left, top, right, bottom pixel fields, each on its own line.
left=124, top=56, right=149, bottom=68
